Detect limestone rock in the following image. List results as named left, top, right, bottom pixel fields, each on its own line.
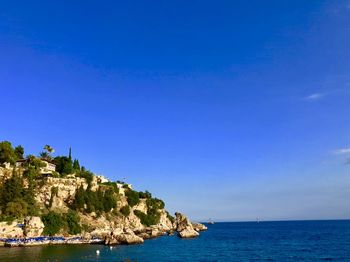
left=175, top=212, right=199, bottom=238
left=105, top=228, right=144, bottom=245
left=192, top=222, right=208, bottom=232
left=0, top=221, right=23, bottom=238
left=174, top=212, right=192, bottom=232
left=179, top=227, right=199, bottom=238
left=24, top=216, right=45, bottom=237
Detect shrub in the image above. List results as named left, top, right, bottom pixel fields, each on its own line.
left=76, top=170, right=94, bottom=187
left=102, top=188, right=117, bottom=212
left=0, top=141, right=17, bottom=165
left=146, top=197, right=165, bottom=210
left=120, top=205, right=130, bottom=216
left=5, top=199, right=28, bottom=218
left=42, top=211, right=64, bottom=236
left=125, top=190, right=140, bottom=207
left=66, top=210, right=81, bottom=235
left=0, top=171, right=38, bottom=218
left=54, top=156, right=73, bottom=176
left=134, top=209, right=161, bottom=226
left=100, top=182, right=119, bottom=194
left=72, top=186, right=117, bottom=214
left=138, top=190, right=152, bottom=199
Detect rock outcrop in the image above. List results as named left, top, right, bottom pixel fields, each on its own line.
left=35, top=177, right=88, bottom=211
left=174, top=212, right=199, bottom=238
left=0, top=221, right=23, bottom=238
left=24, top=216, right=45, bottom=237
left=192, top=222, right=208, bottom=232
left=105, top=228, right=144, bottom=245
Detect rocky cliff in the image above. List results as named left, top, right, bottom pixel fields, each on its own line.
left=0, top=166, right=206, bottom=246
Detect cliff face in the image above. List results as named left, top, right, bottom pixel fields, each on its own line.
left=0, top=167, right=206, bottom=244
left=34, top=175, right=174, bottom=234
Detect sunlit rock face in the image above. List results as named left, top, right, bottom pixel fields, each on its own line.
left=0, top=221, right=24, bottom=239
left=24, top=216, right=45, bottom=237
left=174, top=212, right=199, bottom=238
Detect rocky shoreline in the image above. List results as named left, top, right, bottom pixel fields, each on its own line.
left=0, top=150, right=208, bottom=249
left=0, top=213, right=207, bottom=248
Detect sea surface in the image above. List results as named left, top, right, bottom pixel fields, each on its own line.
left=0, top=220, right=350, bottom=261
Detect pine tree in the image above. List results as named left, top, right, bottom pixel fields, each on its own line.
left=68, top=147, right=72, bottom=161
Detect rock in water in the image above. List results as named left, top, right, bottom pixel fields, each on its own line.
left=191, top=222, right=208, bottom=232
left=24, top=216, right=45, bottom=237
left=174, top=212, right=199, bottom=238
left=179, top=227, right=199, bottom=238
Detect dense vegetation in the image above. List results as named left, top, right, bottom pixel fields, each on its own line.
left=42, top=210, right=81, bottom=236
left=72, top=185, right=118, bottom=214
left=0, top=171, right=38, bottom=220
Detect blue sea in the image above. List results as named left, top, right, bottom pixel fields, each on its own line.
left=1, top=220, right=350, bottom=261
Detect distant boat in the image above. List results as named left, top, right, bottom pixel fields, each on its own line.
left=208, top=218, right=215, bottom=224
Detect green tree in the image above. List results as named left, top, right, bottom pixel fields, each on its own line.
left=0, top=170, right=38, bottom=218
left=54, top=156, right=73, bottom=176
left=102, top=188, right=117, bottom=212
left=0, top=171, right=23, bottom=205
left=120, top=205, right=130, bottom=216
left=42, top=145, right=54, bottom=161
left=125, top=189, right=140, bottom=207
left=68, top=147, right=72, bottom=160
left=73, top=159, right=80, bottom=171
left=23, top=155, right=45, bottom=180
left=42, top=211, right=64, bottom=236
left=0, top=141, right=17, bottom=165
left=73, top=186, right=86, bottom=210
left=14, top=145, right=24, bottom=159
left=5, top=199, right=28, bottom=218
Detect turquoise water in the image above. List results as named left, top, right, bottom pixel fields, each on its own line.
left=0, top=220, right=350, bottom=261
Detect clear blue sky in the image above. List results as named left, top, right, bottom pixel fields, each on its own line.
left=1, top=0, right=350, bottom=221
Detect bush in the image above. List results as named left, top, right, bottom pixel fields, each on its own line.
left=42, top=211, right=64, bottom=236
left=0, top=141, right=17, bottom=165
left=5, top=199, right=28, bottom=218
left=100, top=182, right=119, bottom=194
left=76, top=170, right=94, bottom=187
left=72, top=186, right=117, bottom=214
left=120, top=205, right=130, bottom=216
left=54, top=156, right=73, bottom=176
left=134, top=209, right=161, bottom=226
left=125, top=190, right=140, bottom=207
left=146, top=197, right=165, bottom=210
left=0, top=171, right=38, bottom=218
left=138, top=190, right=152, bottom=199
left=66, top=210, right=81, bottom=235
left=102, top=188, right=117, bottom=212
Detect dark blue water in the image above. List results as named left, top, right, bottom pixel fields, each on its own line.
left=1, top=220, right=350, bottom=261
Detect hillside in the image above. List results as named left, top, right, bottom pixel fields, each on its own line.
left=0, top=141, right=206, bottom=247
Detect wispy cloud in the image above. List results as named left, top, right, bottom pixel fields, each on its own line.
left=333, top=148, right=350, bottom=155
left=304, top=93, right=325, bottom=101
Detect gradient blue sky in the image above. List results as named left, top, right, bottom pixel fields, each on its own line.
left=1, top=1, right=350, bottom=221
